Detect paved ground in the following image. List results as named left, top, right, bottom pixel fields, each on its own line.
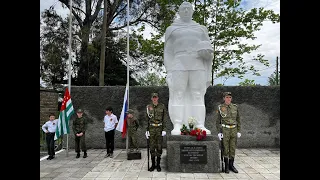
left=40, top=148, right=280, bottom=180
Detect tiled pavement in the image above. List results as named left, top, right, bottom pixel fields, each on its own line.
left=40, top=148, right=280, bottom=180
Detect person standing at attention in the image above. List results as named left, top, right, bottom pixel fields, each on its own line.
left=73, top=108, right=88, bottom=158
left=145, top=93, right=167, bottom=172
left=216, top=92, right=241, bottom=173
left=104, top=106, right=118, bottom=158
left=42, top=113, right=58, bottom=160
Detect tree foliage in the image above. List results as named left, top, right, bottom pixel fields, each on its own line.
left=40, top=0, right=182, bottom=87
left=202, top=0, right=280, bottom=84
left=40, top=9, right=72, bottom=89
left=268, top=70, right=280, bottom=86
left=238, top=79, right=256, bottom=86
left=136, top=72, right=167, bottom=86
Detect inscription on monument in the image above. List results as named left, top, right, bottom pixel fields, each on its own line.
left=180, top=145, right=207, bottom=164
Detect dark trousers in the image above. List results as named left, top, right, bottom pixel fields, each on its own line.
left=105, top=130, right=115, bottom=154
left=75, top=133, right=87, bottom=153
left=46, top=133, right=55, bottom=157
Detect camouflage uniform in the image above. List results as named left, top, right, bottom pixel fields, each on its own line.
left=146, top=93, right=167, bottom=171
left=126, top=109, right=139, bottom=152
left=73, top=109, right=88, bottom=157
left=216, top=92, right=241, bottom=173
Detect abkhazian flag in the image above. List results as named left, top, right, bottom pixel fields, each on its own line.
left=54, top=87, right=75, bottom=140
left=116, top=84, right=128, bottom=138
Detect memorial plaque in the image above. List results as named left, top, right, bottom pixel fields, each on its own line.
left=180, top=145, right=207, bottom=164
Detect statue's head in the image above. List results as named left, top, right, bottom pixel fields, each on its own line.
left=178, top=2, right=194, bottom=20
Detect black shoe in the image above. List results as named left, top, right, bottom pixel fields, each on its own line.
left=46, top=156, right=52, bottom=160
left=229, top=157, right=238, bottom=173
left=83, top=152, right=87, bottom=158
left=51, top=156, right=55, bottom=159
left=156, top=157, right=161, bottom=172
left=148, top=165, right=155, bottom=171
left=148, top=157, right=156, bottom=171
left=224, top=158, right=229, bottom=173
left=76, top=153, right=80, bottom=158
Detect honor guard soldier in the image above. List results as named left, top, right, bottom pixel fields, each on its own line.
left=216, top=92, right=241, bottom=173
left=145, top=93, right=168, bottom=172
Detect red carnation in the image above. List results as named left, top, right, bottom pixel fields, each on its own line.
left=196, top=135, right=202, bottom=141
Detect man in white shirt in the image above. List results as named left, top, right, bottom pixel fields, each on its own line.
left=103, top=106, right=118, bottom=158
left=42, top=113, right=58, bottom=160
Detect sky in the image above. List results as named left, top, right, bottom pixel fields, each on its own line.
left=40, top=0, right=280, bottom=86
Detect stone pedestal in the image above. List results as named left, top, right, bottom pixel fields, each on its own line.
left=166, top=135, right=220, bottom=173
left=127, top=151, right=141, bottom=160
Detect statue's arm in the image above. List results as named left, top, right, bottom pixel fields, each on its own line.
left=198, top=25, right=214, bottom=57
left=200, top=25, right=211, bottom=41
left=164, top=33, right=174, bottom=69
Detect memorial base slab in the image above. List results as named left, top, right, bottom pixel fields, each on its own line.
left=166, top=135, right=220, bottom=173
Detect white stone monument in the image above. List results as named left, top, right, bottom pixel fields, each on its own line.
left=164, top=1, right=213, bottom=135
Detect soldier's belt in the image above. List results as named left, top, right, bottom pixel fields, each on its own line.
left=222, top=124, right=236, bottom=128
left=150, top=123, right=162, bottom=127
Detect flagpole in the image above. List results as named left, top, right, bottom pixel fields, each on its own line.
left=66, top=0, right=73, bottom=157
left=126, top=0, right=130, bottom=153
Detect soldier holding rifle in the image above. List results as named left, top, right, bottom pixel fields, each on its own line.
left=146, top=93, right=167, bottom=172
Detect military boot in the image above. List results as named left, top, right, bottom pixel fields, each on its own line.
left=76, top=152, right=80, bottom=158
left=83, top=151, right=88, bottom=158
left=156, top=156, right=161, bottom=172
left=148, top=157, right=156, bottom=171
left=229, top=157, right=238, bottom=173
left=224, top=158, right=229, bottom=173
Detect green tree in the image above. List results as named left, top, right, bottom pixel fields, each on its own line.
left=40, top=8, right=138, bottom=87
left=204, top=0, right=280, bottom=84
left=238, top=79, right=256, bottom=86
left=268, top=70, right=280, bottom=86
left=40, top=9, right=72, bottom=90
left=54, top=0, right=181, bottom=85
left=136, top=72, right=167, bottom=86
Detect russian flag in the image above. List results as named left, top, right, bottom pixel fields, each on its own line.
left=116, top=84, right=128, bottom=138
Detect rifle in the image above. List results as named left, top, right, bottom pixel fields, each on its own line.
left=161, top=109, right=164, bottom=133
left=218, top=104, right=225, bottom=172
left=146, top=105, right=151, bottom=171
left=220, top=128, right=224, bottom=172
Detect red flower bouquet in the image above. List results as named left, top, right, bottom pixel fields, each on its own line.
left=189, top=128, right=207, bottom=141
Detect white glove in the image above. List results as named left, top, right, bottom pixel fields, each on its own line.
left=237, top=132, right=241, bottom=138
left=218, top=133, right=223, bottom=140
left=162, top=131, right=166, bottom=136
left=145, top=131, right=150, bottom=139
